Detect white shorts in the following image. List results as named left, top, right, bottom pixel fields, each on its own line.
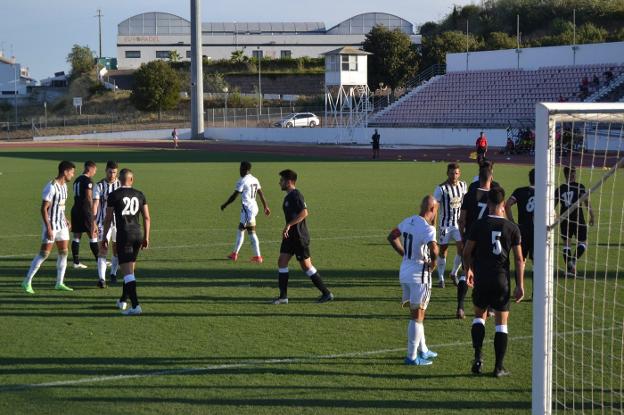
left=41, top=225, right=70, bottom=244
left=438, top=226, right=462, bottom=245
left=239, top=206, right=258, bottom=227
left=401, top=282, right=432, bottom=310
left=97, top=225, right=117, bottom=243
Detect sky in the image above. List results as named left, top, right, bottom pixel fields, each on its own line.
left=1, top=0, right=476, bottom=81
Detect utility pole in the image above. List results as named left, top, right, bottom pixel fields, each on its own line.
left=191, top=0, right=205, bottom=139
left=95, top=9, right=103, bottom=59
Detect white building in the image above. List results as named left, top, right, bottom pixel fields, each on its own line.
left=0, top=53, right=36, bottom=99
left=117, top=12, right=420, bottom=70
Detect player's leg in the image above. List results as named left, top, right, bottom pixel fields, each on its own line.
left=415, top=282, right=436, bottom=360
left=229, top=222, right=246, bottom=260
left=273, top=250, right=292, bottom=303
left=22, top=230, right=54, bottom=293
left=450, top=237, right=464, bottom=285
left=471, top=305, right=488, bottom=374
left=97, top=226, right=109, bottom=288
left=560, top=222, right=572, bottom=265
left=54, top=232, right=72, bottom=291
left=110, top=241, right=119, bottom=283
left=574, top=224, right=588, bottom=264
left=120, top=239, right=142, bottom=315
left=247, top=219, right=263, bottom=262
left=298, top=254, right=333, bottom=303
left=493, top=310, right=510, bottom=377
left=71, top=232, right=87, bottom=269
left=437, top=241, right=449, bottom=287
left=87, top=218, right=99, bottom=261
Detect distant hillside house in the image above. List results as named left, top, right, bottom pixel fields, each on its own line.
left=116, top=12, right=420, bottom=69
left=0, top=53, right=36, bottom=99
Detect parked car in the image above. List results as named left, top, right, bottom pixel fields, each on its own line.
left=274, top=112, right=320, bottom=128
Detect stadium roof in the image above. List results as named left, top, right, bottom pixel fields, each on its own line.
left=118, top=12, right=413, bottom=36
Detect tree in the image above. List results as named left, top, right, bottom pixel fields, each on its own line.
left=169, top=51, right=181, bottom=63
left=230, top=50, right=248, bottom=63
left=486, top=31, right=518, bottom=50
left=130, top=61, right=181, bottom=116
left=422, top=31, right=483, bottom=67
left=66, top=45, right=95, bottom=77
left=362, top=25, right=419, bottom=90
left=576, top=23, right=608, bottom=44
left=204, top=72, right=229, bottom=93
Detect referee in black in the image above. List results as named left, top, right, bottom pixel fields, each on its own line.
left=463, top=186, right=524, bottom=377
left=272, top=169, right=333, bottom=304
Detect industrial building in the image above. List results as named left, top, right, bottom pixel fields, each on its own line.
left=116, top=12, right=420, bottom=69
left=0, top=52, right=36, bottom=99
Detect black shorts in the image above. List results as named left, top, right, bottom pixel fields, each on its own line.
left=520, top=226, right=534, bottom=261
left=71, top=208, right=93, bottom=234
left=280, top=237, right=311, bottom=261
left=116, top=234, right=142, bottom=265
left=560, top=220, right=587, bottom=242
left=472, top=275, right=511, bottom=312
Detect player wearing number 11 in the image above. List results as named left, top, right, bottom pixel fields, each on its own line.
left=102, top=168, right=150, bottom=316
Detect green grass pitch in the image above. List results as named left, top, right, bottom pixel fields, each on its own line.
left=0, top=146, right=620, bottom=414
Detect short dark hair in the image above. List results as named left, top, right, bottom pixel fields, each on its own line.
left=58, top=161, right=75, bottom=175
left=478, top=165, right=493, bottom=184
left=106, top=160, right=118, bottom=170
left=563, top=166, right=576, bottom=179
left=119, top=168, right=133, bottom=182
left=447, top=162, right=460, bottom=172
left=240, top=161, right=252, bottom=172
left=478, top=158, right=493, bottom=170
left=279, top=169, right=297, bottom=182
left=529, top=168, right=535, bottom=185
left=84, top=160, right=96, bottom=169
left=488, top=186, right=506, bottom=205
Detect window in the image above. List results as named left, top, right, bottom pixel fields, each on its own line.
left=125, top=51, right=141, bottom=58
left=186, top=50, right=191, bottom=59
left=341, top=55, right=358, bottom=71
left=280, top=50, right=292, bottom=59
left=156, top=50, right=171, bottom=59
left=252, top=50, right=263, bottom=59
left=325, top=55, right=339, bottom=72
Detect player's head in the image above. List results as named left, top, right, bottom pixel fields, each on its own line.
left=447, top=162, right=460, bottom=183
left=240, top=161, right=252, bottom=176
left=478, top=164, right=493, bottom=187
left=529, top=168, right=535, bottom=186
left=119, top=168, right=134, bottom=186
left=488, top=186, right=506, bottom=214
left=58, top=161, right=76, bottom=181
left=564, top=166, right=576, bottom=182
left=279, top=169, right=297, bottom=190
left=83, top=160, right=97, bottom=176
left=105, top=161, right=118, bottom=181
left=419, top=195, right=437, bottom=223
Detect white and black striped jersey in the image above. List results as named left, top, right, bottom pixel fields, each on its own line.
left=42, top=180, right=69, bottom=231
left=93, top=179, right=121, bottom=226
left=433, top=181, right=468, bottom=228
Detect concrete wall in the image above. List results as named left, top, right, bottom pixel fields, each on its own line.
left=447, top=41, right=624, bottom=72
left=35, top=128, right=191, bottom=142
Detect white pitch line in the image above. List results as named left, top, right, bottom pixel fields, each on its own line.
left=1, top=326, right=619, bottom=392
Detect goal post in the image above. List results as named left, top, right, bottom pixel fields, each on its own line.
left=533, top=102, right=624, bottom=415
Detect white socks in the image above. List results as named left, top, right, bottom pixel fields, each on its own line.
left=233, top=230, right=245, bottom=253
left=56, top=252, right=68, bottom=285
left=97, top=256, right=107, bottom=281
left=495, top=324, right=508, bottom=334
left=249, top=232, right=261, bottom=256
left=437, top=257, right=446, bottom=281
left=24, top=252, right=48, bottom=285
left=407, top=320, right=426, bottom=360
left=451, top=255, right=462, bottom=276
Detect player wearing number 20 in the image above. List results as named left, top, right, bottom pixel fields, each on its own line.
left=102, top=168, right=151, bottom=316
left=463, top=187, right=524, bottom=378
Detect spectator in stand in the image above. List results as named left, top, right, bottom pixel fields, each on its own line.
left=504, top=137, right=515, bottom=156
left=558, top=95, right=568, bottom=103
left=604, top=68, right=614, bottom=84
left=476, top=132, right=488, bottom=158
left=592, top=75, right=600, bottom=89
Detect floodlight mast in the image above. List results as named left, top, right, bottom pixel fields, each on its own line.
left=191, top=0, right=204, bottom=139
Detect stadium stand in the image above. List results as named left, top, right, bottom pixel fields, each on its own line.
left=369, top=63, right=624, bottom=128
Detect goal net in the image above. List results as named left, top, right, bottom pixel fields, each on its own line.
left=533, top=103, right=624, bottom=414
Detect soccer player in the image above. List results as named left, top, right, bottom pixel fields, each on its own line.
left=21, top=161, right=76, bottom=293
left=70, top=160, right=98, bottom=270
left=93, top=161, right=121, bottom=287
left=102, top=168, right=151, bottom=316
left=433, top=163, right=467, bottom=288
left=456, top=165, right=495, bottom=319
left=220, top=161, right=271, bottom=263
left=272, top=169, right=333, bottom=304
left=555, top=166, right=595, bottom=275
left=463, top=187, right=524, bottom=377
left=388, top=195, right=439, bottom=366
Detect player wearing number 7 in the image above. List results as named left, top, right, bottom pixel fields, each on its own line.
left=463, top=186, right=524, bottom=378
left=102, top=168, right=150, bottom=316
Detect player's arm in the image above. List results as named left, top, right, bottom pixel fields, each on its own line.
left=463, top=239, right=476, bottom=287
left=512, top=244, right=525, bottom=303
left=427, top=240, right=438, bottom=271
left=257, top=189, right=271, bottom=216
left=282, top=208, right=308, bottom=239
left=387, top=228, right=404, bottom=257
left=40, top=200, right=53, bottom=240
left=584, top=197, right=595, bottom=226
left=458, top=209, right=467, bottom=237
left=220, top=191, right=240, bottom=211
left=101, top=206, right=114, bottom=249
left=505, top=196, right=517, bottom=223
left=141, top=204, right=151, bottom=249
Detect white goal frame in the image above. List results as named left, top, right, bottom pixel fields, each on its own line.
left=533, top=102, right=624, bottom=415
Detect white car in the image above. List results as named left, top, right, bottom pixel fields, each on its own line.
left=274, top=112, right=320, bottom=128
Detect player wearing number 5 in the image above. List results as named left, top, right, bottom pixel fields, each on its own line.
left=463, top=187, right=524, bottom=377
left=388, top=195, right=439, bottom=366
left=102, top=168, right=151, bottom=316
